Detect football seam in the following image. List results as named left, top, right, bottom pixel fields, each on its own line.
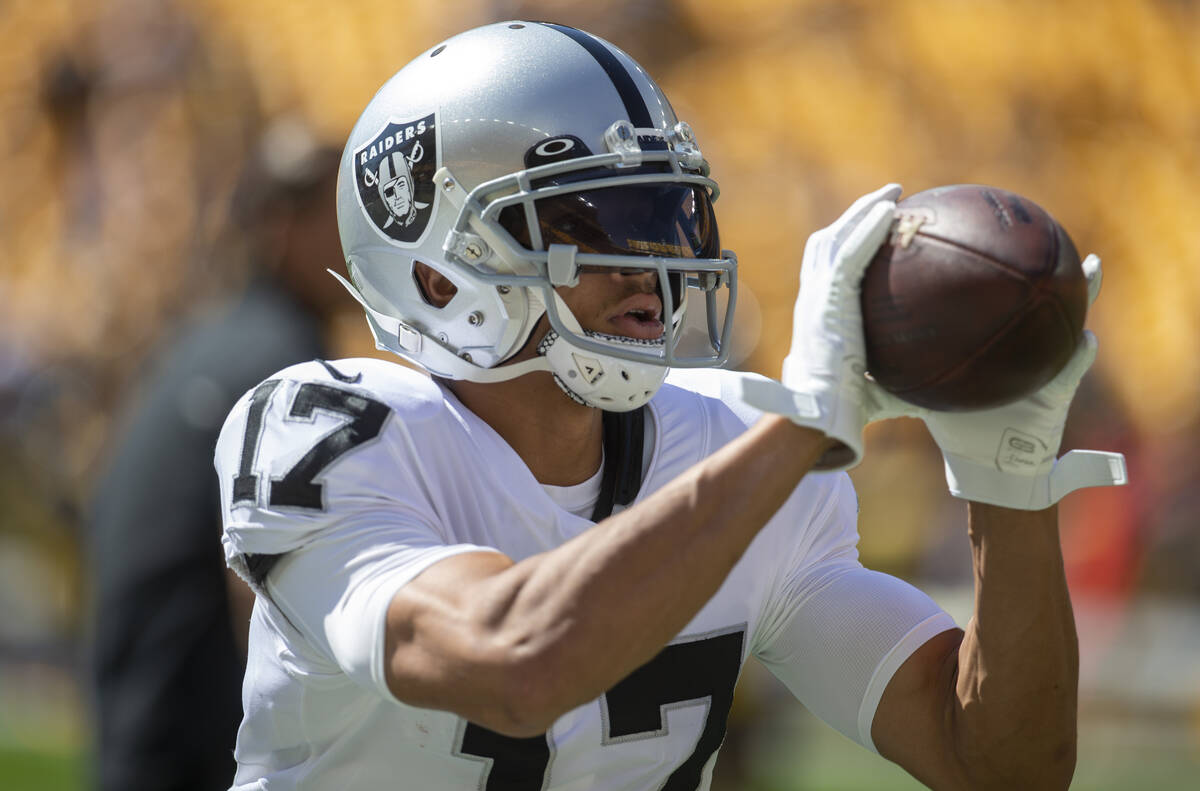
left=873, top=231, right=1035, bottom=397
left=912, top=232, right=1046, bottom=281
left=877, top=276, right=1080, bottom=403
left=1038, top=222, right=1083, bottom=323
left=1041, top=284, right=1083, bottom=368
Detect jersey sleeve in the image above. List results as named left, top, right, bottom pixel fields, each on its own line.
left=263, top=510, right=495, bottom=700
left=663, top=367, right=768, bottom=430
left=213, top=365, right=500, bottom=699
left=753, top=474, right=959, bottom=753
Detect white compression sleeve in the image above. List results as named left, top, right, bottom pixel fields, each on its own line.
left=755, top=564, right=959, bottom=752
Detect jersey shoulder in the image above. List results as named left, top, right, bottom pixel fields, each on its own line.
left=639, top=368, right=773, bottom=489
left=660, top=367, right=772, bottom=430
left=215, top=358, right=444, bottom=456
left=213, top=359, right=451, bottom=548
left=655, top=366, right=853, bottom=515
left=256, top=357, right=446, bottom=415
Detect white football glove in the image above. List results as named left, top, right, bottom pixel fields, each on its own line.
left=741, top=184, right=902, bottom=470
left=866, top=253, right=1128, bottom=510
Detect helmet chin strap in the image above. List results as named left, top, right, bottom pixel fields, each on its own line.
left=534, top=291, right=669, bottom=411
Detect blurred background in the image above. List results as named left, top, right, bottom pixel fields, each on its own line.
left=1, top=0, right=1197, bottom=788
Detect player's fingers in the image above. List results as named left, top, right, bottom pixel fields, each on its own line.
left=863, top=379, right=921, bottom=422
left=836, top=201, right=897, bottom=279
left=1082, top=254, right=1102, bottom=306
left=831, top=183, right=902, bottom=238
left=1051, top=330, right=1099, bottom=392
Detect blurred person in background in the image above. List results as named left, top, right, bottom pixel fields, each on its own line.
left=87, top=118, right=343, bottom=791
left=0, top=0, right=263, bottom=692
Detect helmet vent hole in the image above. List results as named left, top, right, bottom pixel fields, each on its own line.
left=413, top=261, right=457, bottom=307
left=508, top=23, right=525, bottom=29
left=620, top=370, right=630, bottom=381
left=430, top=45, right=446, bottom=57
left=600, top=396, right=613, bottom=402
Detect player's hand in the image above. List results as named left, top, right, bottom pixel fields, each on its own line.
left=741, top=184, right=901, bottom=470
left=874, top=254, right=1127, bottom=509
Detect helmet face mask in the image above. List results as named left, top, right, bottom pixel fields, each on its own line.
left=335, top=21, right=737, bottom=410
left=499, top=165, right=717, bottom=317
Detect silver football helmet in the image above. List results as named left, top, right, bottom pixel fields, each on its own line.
left=334, top=21, right=737, bottom=410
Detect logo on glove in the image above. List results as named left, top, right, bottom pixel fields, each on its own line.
left=996, top=428, right=1046, bottom=473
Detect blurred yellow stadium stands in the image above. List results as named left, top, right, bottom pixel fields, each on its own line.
left=4, top=0, right=1198, bottom=438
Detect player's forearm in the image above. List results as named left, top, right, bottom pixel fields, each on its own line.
left=449, top=416, right=831, bottom=732
left=951, top=503, right=1078, bottom=790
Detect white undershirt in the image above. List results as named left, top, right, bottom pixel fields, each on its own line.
left=537, top=412, right=658, bottom=520
left=540, top=459, right=604, bottom=518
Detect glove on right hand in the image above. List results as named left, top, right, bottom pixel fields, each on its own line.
left=741, top=184, right=901, bottom=470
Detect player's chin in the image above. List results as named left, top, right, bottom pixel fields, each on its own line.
left=604, top=314, right=665, bottom=341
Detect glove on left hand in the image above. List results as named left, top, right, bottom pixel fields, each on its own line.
left=866, top=254, right=1128, bottom=509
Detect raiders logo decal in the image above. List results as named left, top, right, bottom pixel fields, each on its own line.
left=354, top=114, right=437, bottom=244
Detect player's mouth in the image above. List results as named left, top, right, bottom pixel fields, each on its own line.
left=606, top=294, right=664, bottom=340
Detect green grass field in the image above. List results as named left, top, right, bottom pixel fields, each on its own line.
left=2, top=715, right=1196, bottom=791
left=4, top=726, right=1196, bottom=791
left=0, top=745, right=85, bottom=791
left=2, top=660, right=1195, bottom=791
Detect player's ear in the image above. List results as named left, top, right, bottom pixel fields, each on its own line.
left=413, top=261, right=457, bottom=308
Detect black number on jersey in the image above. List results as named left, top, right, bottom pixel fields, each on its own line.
left=603, top=626, right=745, bottom=788
left=454, top=626, right=745, bottom=790
left=232, top=380, right=391, bottom=510
left=232, top=379, right=282, bottom=506
left=269, top=383, right=391, bottom=508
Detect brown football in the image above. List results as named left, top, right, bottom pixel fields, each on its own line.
left=860, top=184, right=1087, bottom=411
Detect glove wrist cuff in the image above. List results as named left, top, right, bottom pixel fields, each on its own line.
left=739, top=377, right=864, bottom=470
left=943, top=449, right=1128, bottom=510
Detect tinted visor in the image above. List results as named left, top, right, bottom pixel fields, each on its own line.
left=498, top=182, right=720, bottom=262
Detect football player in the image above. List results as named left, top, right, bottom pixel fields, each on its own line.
left=214, top=21, right=1126, bottom=790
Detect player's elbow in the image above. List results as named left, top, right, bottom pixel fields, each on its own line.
left=463, top=639, right=579, bottom=737
left=962, top=760, right=1076, bottom=791
left=383, top=636, right=565, bottom=738
left=1023, top=738, right=1077, bottom=791
left=955, top=734, right=1077, bottom=791
left=478, top=704, right=558, bottom=739
left=1042, top=740, right=1078, bottom=791
left=470, top=699, right=556, bottom=739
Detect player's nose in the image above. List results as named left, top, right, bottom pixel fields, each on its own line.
left=617, top=268, right=659, bottom=290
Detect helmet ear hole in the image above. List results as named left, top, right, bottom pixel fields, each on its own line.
left=412, top=260, right=458, bottom=308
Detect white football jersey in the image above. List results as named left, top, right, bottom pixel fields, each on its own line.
left=214, top=359, right=955, bottom=791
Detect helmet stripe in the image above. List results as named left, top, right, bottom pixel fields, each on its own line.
left=535, top=22, right=654, bottom=129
